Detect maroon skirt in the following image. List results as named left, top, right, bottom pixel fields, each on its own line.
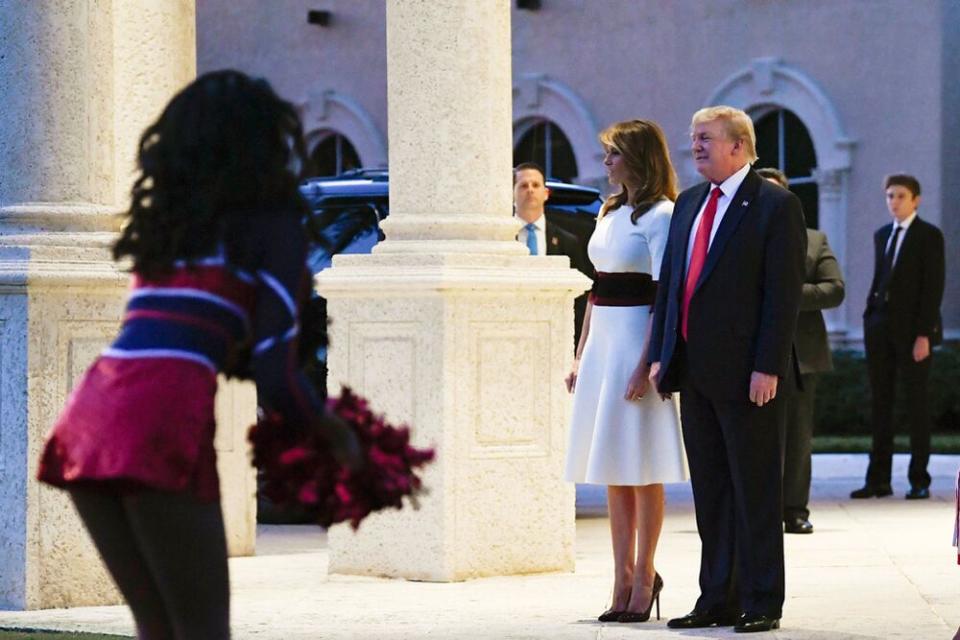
left=38, top=356, right=221, bottom=501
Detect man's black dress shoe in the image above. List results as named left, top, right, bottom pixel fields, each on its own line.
left=905, top=486, right=930, bottom=500
left=850, top=484, right=893, bottom=499
left=734, top=612, right=780, bottom=633
left=667, top=609, right=738, bottom=629
left=784, top=517, right=813, bottom=534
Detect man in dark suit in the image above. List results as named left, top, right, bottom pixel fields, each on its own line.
left=852, top=174, right=945, bottom=501
left=648, top=107, right=806, bottom=633
left=758, top=168, right=846, bottom=535
left=513, top=162, right=593, bottom=341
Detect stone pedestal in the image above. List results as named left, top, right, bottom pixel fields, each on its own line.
left=316, top=0, right=590, bottom=581
left=0, top=1, right=256, bottom=610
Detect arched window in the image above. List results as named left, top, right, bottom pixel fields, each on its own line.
left=513, top=119, right=578, bottom=182
left=309, top=131, right=361, bottom=177
left=753, top=109, right=819, bottom=228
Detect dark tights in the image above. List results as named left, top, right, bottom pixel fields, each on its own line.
left=69, top=488, right=230, bottom=640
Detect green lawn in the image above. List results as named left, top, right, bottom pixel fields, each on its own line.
left=0, top=631, right=130, bottom=639
left=813, top=433, right=960, bottom=454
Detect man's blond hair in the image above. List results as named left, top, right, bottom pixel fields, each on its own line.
left=691, top=106, right=758, bottom=164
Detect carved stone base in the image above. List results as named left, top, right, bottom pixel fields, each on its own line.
left=0, top=242, right=256, bottom=609
left=317, top=253, right=589, bottom=580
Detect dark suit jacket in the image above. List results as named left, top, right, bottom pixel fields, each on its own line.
left=796, top=229, right=845, bottom=374
left=863, top=216, right=945, bottom=345
left=648, top=169, right=806, bottom=400
left=544, top=218, right=592, bottom=277
left=544, top=219, right=593, bottom=344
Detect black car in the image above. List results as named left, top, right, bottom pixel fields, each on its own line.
left=299, top=168, right=601, bottom=271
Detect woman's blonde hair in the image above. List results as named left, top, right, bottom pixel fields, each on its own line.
left=598, top=119, right=678, bottom=223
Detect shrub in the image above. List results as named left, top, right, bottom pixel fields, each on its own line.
left=814, top=340, right=960, bottom=435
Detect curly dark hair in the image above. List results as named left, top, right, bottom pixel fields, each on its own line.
left=113, top=70, right=310, bottom=277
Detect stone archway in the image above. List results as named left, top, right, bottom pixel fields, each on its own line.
left=697, top=57, right=857, bottom=335
left=513, top=73, right=603, bottom=188
left=301, top=90, right=387, bottom=169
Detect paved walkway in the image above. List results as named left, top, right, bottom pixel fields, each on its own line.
left=1, top=454, right=958, bottom=639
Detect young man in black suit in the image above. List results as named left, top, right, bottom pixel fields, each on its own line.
left=513, top=162, right=593, bottom=341
left=852, top=174, right=945, bottom=501
left=648, top=106, right=806, bottom=633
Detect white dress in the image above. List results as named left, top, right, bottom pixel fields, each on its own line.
left=564, top=200, right=689, bottom=486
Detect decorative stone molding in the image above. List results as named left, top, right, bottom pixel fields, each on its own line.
left=302, top=90, right=388, bottom=168
left=0, top=204, right=122, bottom=235
left=706, top=57, right=856, bottom=171
left=320, top=254, right=584, bottom=581
left=812, top=167, right=846, bottom=199
left=512, top=73, right=603, bottom=184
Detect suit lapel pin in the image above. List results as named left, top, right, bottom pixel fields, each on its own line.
left=742, top=200, right=749, bottom=207
left=551, top=236, right=559, bottom=246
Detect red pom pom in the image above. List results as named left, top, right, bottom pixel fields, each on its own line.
left=248, top=386, right=435, bottom=529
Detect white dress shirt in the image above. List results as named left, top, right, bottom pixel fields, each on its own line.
left=685, top=162, right=752, bottom=272
left=517, top=213, right=547, bottom=256
left=884, top=210, right=917, bottom=266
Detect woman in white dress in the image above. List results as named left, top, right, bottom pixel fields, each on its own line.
left=564, top=119, right=688, bottom=623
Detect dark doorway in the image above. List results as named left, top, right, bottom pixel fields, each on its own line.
left=513, top=120, right=578, bottom=182
left=753, top=108, right=819, bottom=229
left=309, top=132, right=362, bottom=177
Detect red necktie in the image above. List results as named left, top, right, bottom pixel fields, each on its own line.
left=681, top=186, right=723, bottom=340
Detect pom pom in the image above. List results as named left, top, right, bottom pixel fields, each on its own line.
left=249, top=386, right=435, bottom=529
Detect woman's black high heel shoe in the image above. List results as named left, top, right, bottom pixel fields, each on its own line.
left=598, top=587, right=632, bottom=622
left=617, top=572, right=663, bottom=623
left=598, top=607, right=626, bottom=623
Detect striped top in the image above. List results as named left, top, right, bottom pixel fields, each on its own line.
left=36, top=210, right=325, bottom=502
left=105, top=221, right=319, bottom=426
left=108, top=257, right=261, bottom=374
left=109, top=253, right=303, bottom=373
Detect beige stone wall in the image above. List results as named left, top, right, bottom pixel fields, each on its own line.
left=25, top=279, right=127, bottom=608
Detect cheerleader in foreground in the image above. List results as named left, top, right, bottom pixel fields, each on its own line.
left=38, top=70, right=358, bottom=640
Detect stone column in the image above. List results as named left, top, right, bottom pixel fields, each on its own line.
left=316, top=0, right=591, bottom=581
left=813, top=167, right=849, bottom=340
left=0, top=1, right=255, bottom=610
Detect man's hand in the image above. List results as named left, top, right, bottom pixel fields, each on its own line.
left=564, top=359, right=580, bottom=393
left=625, top=363, right=650, bottom=401
left=913, top=336, right=931, bottom=362
left=749, top=371, right=778, bottom=407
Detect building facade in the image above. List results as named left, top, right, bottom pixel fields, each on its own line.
left=197, top=0, right=959, bottom=341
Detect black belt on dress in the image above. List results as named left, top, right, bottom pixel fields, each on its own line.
left=589, top=271, right=657, bottom=307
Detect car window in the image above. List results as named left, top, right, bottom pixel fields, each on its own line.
left=307, top=225, right=379, bottom=274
